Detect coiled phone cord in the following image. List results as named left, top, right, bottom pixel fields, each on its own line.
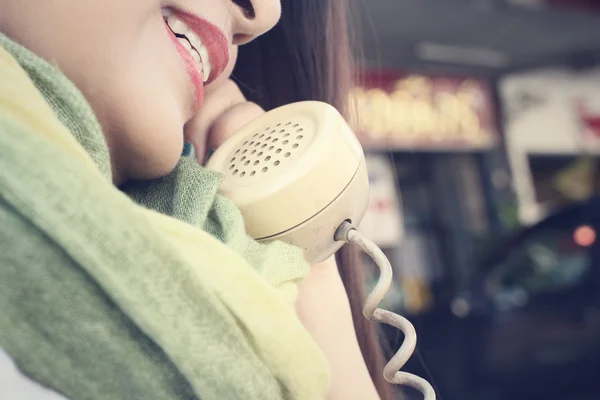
left=335, top=221, right=436, bottom=400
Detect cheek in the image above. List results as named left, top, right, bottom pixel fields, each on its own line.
left=103, top=74, right=187, bottom=180
left=5, top=1, right=192, bottom=181
left=90, top=27, right=191, bottom=180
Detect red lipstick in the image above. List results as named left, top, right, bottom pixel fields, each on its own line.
left=164, top=7, right=230, bottom=113
left=174, top=10, right=229, bottom=86
left=166, top=25, right=204, bottom=112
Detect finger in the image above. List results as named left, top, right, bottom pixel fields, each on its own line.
left=206, top=101, right=265, bottom=152
left=184, top=79, right=247, bottom=161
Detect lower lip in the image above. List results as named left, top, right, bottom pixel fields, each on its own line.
left=166, top=24, right=204, bottom=113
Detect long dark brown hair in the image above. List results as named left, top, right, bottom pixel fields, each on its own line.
left=233, top=1, right=395, bottom=399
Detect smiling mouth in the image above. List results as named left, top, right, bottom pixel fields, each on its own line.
left=162, top=9, right=211, bottom=83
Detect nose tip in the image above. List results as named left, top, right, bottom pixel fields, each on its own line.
left=230, top=0, right=281, bottom=45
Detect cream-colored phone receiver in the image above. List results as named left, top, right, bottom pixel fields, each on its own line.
left=206, top=101, right=435, bottom=399
left=206, top=101, right=368, bottom=264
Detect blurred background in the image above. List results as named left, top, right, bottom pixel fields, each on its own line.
left=350, top=1, right=600, bottom=399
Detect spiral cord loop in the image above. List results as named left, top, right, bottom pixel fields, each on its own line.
left=335, top=222, right=436, bottom=400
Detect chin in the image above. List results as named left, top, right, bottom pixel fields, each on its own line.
left=148, top=148, right=185, bottom=180
left=111, top=103, right=188, bottom=183
left=120, top=138, right=185, bottom=182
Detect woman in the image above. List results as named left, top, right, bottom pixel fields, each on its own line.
left=0, top=0, right=393, bottom=399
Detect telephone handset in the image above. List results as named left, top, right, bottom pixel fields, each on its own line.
left=206, top=101, right=436, bottom=399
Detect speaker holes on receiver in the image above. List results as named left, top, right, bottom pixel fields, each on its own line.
left=228, top=120, right=306, bottom=178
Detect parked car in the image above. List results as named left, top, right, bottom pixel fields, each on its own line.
left=392, top=198, right=600, bottom=400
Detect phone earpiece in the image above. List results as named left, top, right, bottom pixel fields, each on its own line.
left=205, top=101, right=369, bottom=264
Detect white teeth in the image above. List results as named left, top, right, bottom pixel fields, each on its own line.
left=198, top=45, right=211, bottom=83
left=191, top=51, right=201, bottom=64
left=185, top=30, right=211, bottom=83
left=167, top=15, right=188, bottom=36
left=165, top=14, right=212, bottom=83
left=187, top=34, right=201, bottom=52
left=177, top=37, right=191, bottom=51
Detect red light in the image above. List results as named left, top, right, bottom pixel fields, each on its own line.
left=574, top=225, right=596, bottom=247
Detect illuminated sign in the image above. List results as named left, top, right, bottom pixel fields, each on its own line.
left=349, top=73, right=498, bottom=150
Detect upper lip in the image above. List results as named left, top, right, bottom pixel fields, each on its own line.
left=165, top=7, right=230, bottom=86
